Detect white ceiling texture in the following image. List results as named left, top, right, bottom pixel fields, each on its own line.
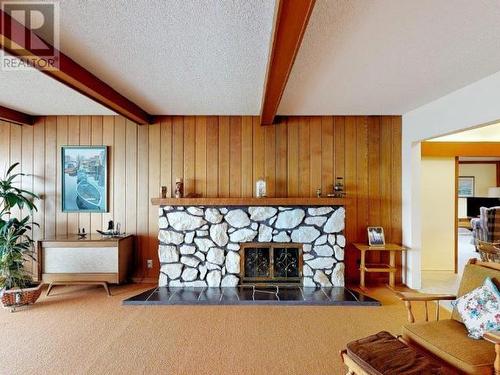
left=1, top=0, right=500, bottom=117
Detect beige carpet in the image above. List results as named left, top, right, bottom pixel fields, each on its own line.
left=0, top=284, right=447, bottom=375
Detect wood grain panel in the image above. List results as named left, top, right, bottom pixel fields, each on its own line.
left=0, top=115, right=402, bottom=285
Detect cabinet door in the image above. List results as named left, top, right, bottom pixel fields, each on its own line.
left=43, top=247, right=118, bottom=273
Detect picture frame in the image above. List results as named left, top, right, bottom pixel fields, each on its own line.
left=367, top=226, right=385, bottom=246
left=61, top=146, right=108, bottom=213
left=458, top=176, right=475, bottom=198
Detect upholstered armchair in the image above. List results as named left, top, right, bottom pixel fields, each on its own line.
left=471, top=206, right=500, bottom=249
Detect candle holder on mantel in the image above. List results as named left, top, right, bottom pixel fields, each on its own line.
left=174, top=178, right=184, bottom=198
left=328, top=177, right=345, bottom=198
left=255, top=178, right=267, bottom=198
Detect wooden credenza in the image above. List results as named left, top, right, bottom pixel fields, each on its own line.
left=38, top=235, right=134, bottom=295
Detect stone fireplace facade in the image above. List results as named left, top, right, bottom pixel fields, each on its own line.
left=157, top=205, right=345, bottom=287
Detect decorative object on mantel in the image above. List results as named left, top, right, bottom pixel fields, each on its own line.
left=61, top=146, right=108, bottom=213
left=174, top=178, right=184, bottom=198
left=151, top=197, right=347, bottom=206
left=329, top=176, right=345, bottom=198
left=77, top=227, right=87, bottom=239
left=161, top=186, right=168, bottom=199
left=316, top=188, right=322, bottom=197
left=96, top=220, right=124, bottom=237
left=255, top=178, right=266, bottom=198
left=0, top=163, right=42, bottom=312
left=367, top=226, right=385, bottom=246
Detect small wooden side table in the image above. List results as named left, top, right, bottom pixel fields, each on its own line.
left=353, top=243, right=407, bottom=289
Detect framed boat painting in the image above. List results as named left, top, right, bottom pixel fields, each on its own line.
left=61, top=146, right=108, bottom=212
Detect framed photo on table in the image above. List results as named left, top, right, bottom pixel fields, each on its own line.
left=367, top=226, right=385, bottom=246
left=61, top=146, right=108, bottom=212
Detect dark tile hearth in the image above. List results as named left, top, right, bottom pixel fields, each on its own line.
left=123, top=286, right=380, bottom=306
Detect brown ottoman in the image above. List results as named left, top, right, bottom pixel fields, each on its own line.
left=341, top=331, right=452, bottom=375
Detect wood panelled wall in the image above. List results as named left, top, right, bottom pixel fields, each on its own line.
left=0, top=115, right=402, bottom=284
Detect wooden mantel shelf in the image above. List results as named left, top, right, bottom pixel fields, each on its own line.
left=151, top=197, right=348, bottom=206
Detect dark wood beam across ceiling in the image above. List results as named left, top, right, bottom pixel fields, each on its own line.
left=260, top=0, right=316, bottom=125
left=0, top=105, right=35, bottom=125
left=421, top=142, right=500, bottom=157
left=0, top=10, right=153, bottom=125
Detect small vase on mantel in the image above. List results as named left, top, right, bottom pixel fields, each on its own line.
left=256, top=178, right=266, bottom=198
left=174, top=178, right=184, bottom=198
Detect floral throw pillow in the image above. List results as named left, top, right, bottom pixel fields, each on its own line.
left=452, top=277, right=500, bottom=339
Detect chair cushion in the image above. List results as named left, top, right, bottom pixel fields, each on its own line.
left=453, top=262, right=500, bottom=322
left=452, top=277, right=500, bottom=339
left=402, top=319, right=495, bottom=374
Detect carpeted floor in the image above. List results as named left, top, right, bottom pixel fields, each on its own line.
left=0, top=284, right=447, bottom=375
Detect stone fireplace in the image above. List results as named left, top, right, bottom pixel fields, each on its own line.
left=157, top=205, right=345, bottom=288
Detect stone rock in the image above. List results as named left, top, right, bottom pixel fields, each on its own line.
left=207, top=248, right=225, bottom=265
left=225, top=251, right=240, bottom=274
left=228, top=228, right=235, bottom=233
left=225, top=209, right=250, bottom=228
left=303, top=277, right=316, bottom=287
left=159, top=272, right=168, bottom=287
left=303, top=264, right=313, bottom=277
left=337, top=235, right=346, bottom=247
left=199, top=265, right=208, bottom=280
left=314, top=245, right=334, bottom=257
left=303, top=253, right=314, bottom=261
left=324, top=207, right=345, bottom=233
left=205, top=208, right=223, bottom=224
left=251, top=223, right=258, bottom=230
left=163, top=206, right=173, bottom=211
left=194, top=238, right=215, bottom=253
left=177, top=207, right=184, bottom=211
left=161, top=263, right=182, bottom=279
left=180, top=245, right=196, bottom=255
left=291, top=226, right=320, bottom=243
left=187, top=207, right=204, bottom=216
left=314, top=270, right=333, bottom=287
left=315, top=235, right=327, bottom=246
left=196, top=230, right=208, bottom=237
left=210, top=223, right=229, bottom=247
left=222, top=267, right=226, bottom=276
left=180, top=256, right=200, bottom=268
left=273, top=232, right=290, bottom=242
left=200, top=225, right=209, bottom=230
left=158, top=230, right=184, bottom=245
left=306, top=257, right=335, bottom=269
left=278, top=207, right=292, bottom=211
left=258, top=225, right=272, bottom=242
left=159, top=207, right=166, bottom=217
left=207, top=270, right=221, bottom=287
left=230, top=228, right=257, bottom=243
left=227, top=243, right=240, bottom=251
left=159, top=216, right=169, bottom=229
left=220, top=208, right=228, bottom=214
left=166, top=211, right=206, bottom=231
left=194, top=251, right=206, bottom=261
left=334, top=245, right=344, bottom=261
left=185, top=231, right=195, bottom=244
left=249, top=206, right=277, bottom=221
left=221, top=274, right=239, bottom=287
left=269, top=216, right=277, bottom=225
left=327, top=234, right=336, bottom=246
left=331, top=262, right=345, bottom=286
left=275, top=209, right=305, bottom=229
left=206, top=262, right=221, bottom=271
left=308, top=207, right=333, bottom=216
left=305, top=216, right=327, bottom=227
left=159, top=245, right=179, bottom=263
left=182, top=267, right=198, bottom=281
left=169, top=279, right=184, bottom=287
left=272, top=229, right=278, bottom=234
left=325, top=269, right=332, bottom=275
left=302, top=244, right=312, bottom=253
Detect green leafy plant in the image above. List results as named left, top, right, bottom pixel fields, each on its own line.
left=0, top=163, right=39, bottom=290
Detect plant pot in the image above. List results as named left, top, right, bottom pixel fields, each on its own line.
left=1, top=283, right=43, bottom=308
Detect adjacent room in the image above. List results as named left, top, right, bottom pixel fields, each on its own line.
left=0, top=1, right=499, bottom=374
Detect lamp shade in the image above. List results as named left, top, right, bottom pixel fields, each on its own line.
left=488, top=187, right=500, bottom=198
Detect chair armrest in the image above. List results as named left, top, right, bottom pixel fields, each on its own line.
left=483, top=331, right=500, bottom=344
left=396, top=291, right=456, bottom=302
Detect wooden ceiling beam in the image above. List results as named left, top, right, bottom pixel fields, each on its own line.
left=0, top=10, right=153, bottom=125
left=421, top=142, right=500, bottom=157
left=260, top=0, right=316, bottom=125
left=0, top=105, right=35, bottom=125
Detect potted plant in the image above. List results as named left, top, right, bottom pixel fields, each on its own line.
left=0, top=163, right=41, bottom=311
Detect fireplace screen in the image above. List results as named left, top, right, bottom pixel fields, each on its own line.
left=240, top=243, right=302, bottom=284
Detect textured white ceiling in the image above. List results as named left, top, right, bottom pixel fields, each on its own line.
left=54, top=0, right=276, bottom=115
left=278, top=0, right=500, bottom=115
left=430, top=122, right=500, bottom=142
left=0, top=52, right=114, bottom=115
